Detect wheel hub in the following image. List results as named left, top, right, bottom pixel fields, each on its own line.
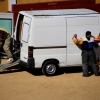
left=46, top=64, right=56, bottom=74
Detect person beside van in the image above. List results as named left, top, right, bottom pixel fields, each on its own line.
left=94, top=42, right=100, bottom=65
left=87, top=33, right=100, bottom=67
left=0, top=28, right=14, bottom=62
left=93, top=33, right=100, bottom=66
left=72, top=31, right=100, bottom=77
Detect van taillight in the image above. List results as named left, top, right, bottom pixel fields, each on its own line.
left=28, top=46, right=33, bottom=57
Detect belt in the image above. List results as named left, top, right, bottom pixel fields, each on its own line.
left=82, top=48, right=93, bottom=51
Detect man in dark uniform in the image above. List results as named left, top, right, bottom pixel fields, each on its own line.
left=73, top=31, right=100, bottom=77
left=0, top=28, right=13, bottom=62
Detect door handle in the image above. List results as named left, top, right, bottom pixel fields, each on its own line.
left=24, top=57, right=27, bottom=59
left=20, top=43, right=23, bottom=47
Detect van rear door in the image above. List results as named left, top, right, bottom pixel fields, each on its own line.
left=20, top=16, right=31, bottom=62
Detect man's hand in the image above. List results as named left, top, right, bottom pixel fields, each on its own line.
left=0, top=42, right=2, bottom=45
left=91, top=35, right=95, bottom=38
left=0, top=38, right=5, bottom=41
left=94, top=38, right=100, bottom=41
left=73, top=34, right=77, bottom=39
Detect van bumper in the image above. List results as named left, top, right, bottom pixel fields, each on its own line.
left=20, top=58, right=35, bottom=69
left=27, top=57, right=35, bottom=69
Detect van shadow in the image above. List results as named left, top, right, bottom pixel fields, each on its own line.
left=55, top=66, right=83, bottom=76
left=0, top=64, right=93, bottom=76
left=59, top=66, right=82, bottom=74
left=27, top=66, right=93, bottom=76
left=26, top=68, right=43, bottom=76
left=26, top=66, right=83, bottom=76
left=58, top=66, right=93, bottom=76
left=26, top=67, right=83, bottom=76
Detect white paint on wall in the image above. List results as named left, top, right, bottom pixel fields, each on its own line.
left=8, top=0, right=16, bottom=11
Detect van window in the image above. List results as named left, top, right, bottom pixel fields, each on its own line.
left=22, top=23, right=29, bottom=43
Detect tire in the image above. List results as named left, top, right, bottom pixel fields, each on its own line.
left=42, top=60, right=59, bottom=76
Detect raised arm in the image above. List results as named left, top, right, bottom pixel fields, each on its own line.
left=94, top=33, right=100, bottom=42
left=72, top=34, right=83, bottom=45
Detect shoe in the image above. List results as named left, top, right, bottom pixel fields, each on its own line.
left=95, top=74, right=100, bottom=76
left=82, top=74, right=89, bottom=77
left=7, top=58, right=14, bottom=63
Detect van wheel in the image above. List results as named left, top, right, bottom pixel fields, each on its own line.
left=42, top=60, right=59, bottom=76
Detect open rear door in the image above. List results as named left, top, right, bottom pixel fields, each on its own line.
left=20, top=16, right=31, bottom=63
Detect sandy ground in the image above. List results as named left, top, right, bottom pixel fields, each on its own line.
left=0, top=59, right=100, bottom=100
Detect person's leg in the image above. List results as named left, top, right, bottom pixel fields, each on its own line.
left=3, top=37, right=13, bottom=62
left=98, top=46, right=100, bottom=65
left=94, top=47, right=99, bottom=65
left=89, top=50, right=99, bottom=76
left=82, top=50, right=89, bottom=76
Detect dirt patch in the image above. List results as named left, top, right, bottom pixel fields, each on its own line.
left=0, top=59, right=100, bottom=100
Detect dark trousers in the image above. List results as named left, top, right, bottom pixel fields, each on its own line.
left=3, top=36, right=13, bottom=58
left=82, top=50, right=99, bottom=76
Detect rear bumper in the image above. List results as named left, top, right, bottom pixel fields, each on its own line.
left=20, top=57, right=35, bottom=69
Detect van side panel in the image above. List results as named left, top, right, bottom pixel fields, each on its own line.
left=33, top=17, right=66, bottom=46
left=30, top=17, right=66, bottom=68
left=66, top=16, right=100, bottom=66
left=34, top=48, right=66, bottom=68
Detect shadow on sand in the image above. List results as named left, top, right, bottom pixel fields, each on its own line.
left=26, top=66, right=83, bottom=76
left=0, top=64, right=93, bottom=76
left=25, top=66, right=93, bottom=76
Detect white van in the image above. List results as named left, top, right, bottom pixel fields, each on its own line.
left=14, top=9, right=100, bottom=76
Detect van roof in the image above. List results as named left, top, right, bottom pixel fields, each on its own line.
left=20, top=8, right=99, bottom=16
